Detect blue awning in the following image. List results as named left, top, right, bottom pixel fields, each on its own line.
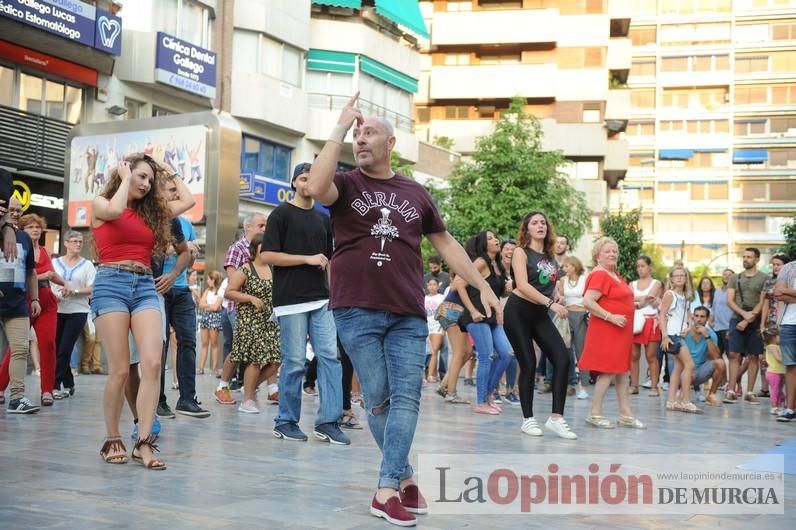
left=659, top=149, right=694, bottom=160
left=375, top=0, right=429, bottom=38
left=733, top=149, right=768, bottom=164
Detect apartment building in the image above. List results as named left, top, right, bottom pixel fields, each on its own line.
left=617, top=0, right=796, bottom=271
left=415, top=0, right=632, bottom=254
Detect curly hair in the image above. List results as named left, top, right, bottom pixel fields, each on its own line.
left=516, top=211, right=556, bottom=258
left=100, top=153, right=173, bottom=256
left=19, top=213, right=47, bottom=231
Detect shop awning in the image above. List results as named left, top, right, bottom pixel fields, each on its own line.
left=733, top=149, right=768, bottom=164
left=307, top=49, right=356, bottom=74
left=659, top=149, right=694, bottom=160
left=360, top=55, right=418, bottom=93
left=375, top=0, right=429, bottom=38
left=311, top=0, right=362, bottom=8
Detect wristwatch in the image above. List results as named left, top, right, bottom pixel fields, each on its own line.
left=73, top=288, right=80, bottom=295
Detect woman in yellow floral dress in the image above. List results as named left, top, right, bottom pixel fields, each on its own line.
left=224, top=233, right=281, bottom=414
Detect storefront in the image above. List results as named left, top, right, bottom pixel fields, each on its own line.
left=10, top=175, right=65, bottom=254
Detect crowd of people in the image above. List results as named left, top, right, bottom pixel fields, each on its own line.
left=2, top=90, right=796, bottom=526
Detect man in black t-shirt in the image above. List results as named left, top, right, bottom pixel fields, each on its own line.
left=262, top=163, right=348, bottom=445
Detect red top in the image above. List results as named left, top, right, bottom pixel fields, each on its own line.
left=578, top=270, right=635, bottom=374
left=92, top=209, right=154, bottom=266
left=35, top=247, right=55, bottom=276
left=32, top=246, right=59, bottom=313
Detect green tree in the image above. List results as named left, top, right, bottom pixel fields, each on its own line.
left=641, top=243, right=670, bottom=282
left=391, top=151, right=414, bottom=179
left=440, top=97, right=588, bottom=244
left=432, top=135, right=455, bottom=150
left=599, top=208, right=644, bottom=281
left=782, top=214, right=796, bottom=260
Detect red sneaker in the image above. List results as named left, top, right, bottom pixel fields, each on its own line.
left=399, top=484, right=428, bottom=514
left=370, top=495, right=416, bottom=527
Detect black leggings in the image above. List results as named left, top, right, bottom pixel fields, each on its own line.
left=503, top=294, right=571, bottom=418
left=55, top=312, right=87, bottom=390
left=339, top=339, right=354, bottom=411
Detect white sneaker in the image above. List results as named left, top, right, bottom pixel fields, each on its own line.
left=662, top=382, right=669, bottom=391
left=696, top=391, right=706, bottom=403
left=641, top=378, right=652, bottom=389
left=237, top=400, right=260, bottom=414
left=576, top=385, right=589, bottom=400
left=770, top=407, right=781, bottom=415
left=521, top=417, right=543, bottom=436
left=545, top=417, right=577, bottom=440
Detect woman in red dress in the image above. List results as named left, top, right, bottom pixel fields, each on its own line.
left=579, top=237, right=644, bottom=429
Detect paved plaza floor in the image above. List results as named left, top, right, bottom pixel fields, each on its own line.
left=1, top=372, right=794, bottom=529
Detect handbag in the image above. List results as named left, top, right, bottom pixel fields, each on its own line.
left=633, top=309, right=645, bottom=335
left=552, top=313, right=572, bottom=348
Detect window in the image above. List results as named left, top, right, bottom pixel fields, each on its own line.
left=628, top=122, right=654, bottom=135
left=741, top=183, right=766, bottom=201
left=479, top=54, right=520, bottom=65
left=771, top=51, right=796, bottom=73
left=152, top=106, right=175, bottom=117
left=64, top=86, right=82, bottom=124
left=156, top=0, right=211, bottom=47
left=684, top=119, right=728, bottom=134
left=770, top=182, right=793, bottom=200
left=124, top=98, right=144, bottom=120
left=629, top=152, right=654, bottom=166
left=19, top=73, right=42, bottom=114
left=736, top=85, right=768, bottom=105
left=583, top=107, right=601, bottom=123
left=232, top=31, right=303, bottom=87
left=630, top=27, right=656, bottom=46
left=772, top=85, right=796, bottom=105
left=662, top=88, right=727, bottom=110
left=631, top=89, right=655, bottom=108
left=444, top=54, right=470, bottom=66
left=240, top=135, right=292, bottom=182
left=631, top=60, right=655, bottom=77
left=690, top=183, right=728, bottom=200
left=43, top=80, right=64, bottom=120
left=416, top=107, right=430, bottom=123
left=735, top=55, right=769, bottom=74
left=660, top=22, right=731, bottom=46
left=734, top=120, right=767, bottom=135
left=659, top=214, right=726, bottom=232
left=444, top=106, right=471, bottom=119
left=735, top=24, right=768, bottom=44
left=662, top=57, right=689, bottom=72
left=0, top=65, right=12, bottom=107
left=769, top=149, right=796, bottom=167
left=232, top=30, right=258, bottom=73
left=734, top=216, right=766, bottom=232
left=627, top=0, right=657, bottom=16
left=772, top=22, right=796, bottom=41
left=771, top=116, right=796, bottom=133
left=447, top=0, right=473, bottom=11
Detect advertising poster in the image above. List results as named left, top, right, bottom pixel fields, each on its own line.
left=67, top=125, right=207, bottom=227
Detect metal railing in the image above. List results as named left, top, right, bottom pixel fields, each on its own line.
left=307, top=93, right=414, bottom=133
left=0, top=104, right=73, bottom=176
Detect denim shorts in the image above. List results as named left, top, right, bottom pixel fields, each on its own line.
left=90, top=267, right=161, bottom=319
left=781, top=325, right=796, bottom=366
left=436, top=300, right=463, bottom=330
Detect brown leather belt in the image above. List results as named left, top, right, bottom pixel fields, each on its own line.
left=38, top=280, right=51, bottom=289
left=98, top=262, right=153, bottom=276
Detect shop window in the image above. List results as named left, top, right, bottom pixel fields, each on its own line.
left=64, top=86, right=82, bottom=124
left=241, top=135, right=292, bottom=182
left=152, top=106, right=175, bottom=117
left=44, top=81, right=64, bottom=120
left=0, top=65, right=13, bottom=107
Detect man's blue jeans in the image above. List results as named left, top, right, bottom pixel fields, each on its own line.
left=159, top=287, right=197, bottom=405
left=275, top=304, right=342, bottom=428
left=334, top=307, right=427, bottom=490
left=468, top=322, right=511, bottom=404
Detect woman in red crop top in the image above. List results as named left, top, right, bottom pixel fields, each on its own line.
left=91, top=153, right=194, bottom=470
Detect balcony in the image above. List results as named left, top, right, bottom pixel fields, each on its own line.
left=541, top=121, right=607, bottom=158
left=431, top=9, right=557, bottom=46
left=309, top=18, right=418, bottom=81
left=230, top=71, right=307, bottom=134
left=429, top=64, right=557, bottom=100
left=734, top=132, right=796, bottom=147
left=0, top=105, right=72, bottom=176
left=607, top=38, right=632, bottom=71
left=423, top=119, right=495, bottom=154
left=604, top=139, right=629, bottom=185
left=306, top=93, right=418, bottom=162
left=605, top=89, right=630, bottom=120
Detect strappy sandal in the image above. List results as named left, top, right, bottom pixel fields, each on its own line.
left=100, top=437, right=128, bottom=464
left=585, top=415, right=615, bottom=429
left=131, top=434, right=167, bottom=470
left=678, top=402, right=703, bottom=414
left=665, top=401, right=677, bottom=411
left=446, top=394, right=471, bottom=404
left=340, top=413, right=364, bottom=430
left=630, top=386, right=639, bottom=395
left=618, top=415, right=646, bottom=429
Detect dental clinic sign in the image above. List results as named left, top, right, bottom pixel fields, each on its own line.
left=155, top=32, right=217, bottom=99
left=0, top=0, right=122, bottom=55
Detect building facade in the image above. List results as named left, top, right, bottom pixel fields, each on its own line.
left=415, top=0, right=632, bottom=256
left=618, top=0, right=796, bottom=272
